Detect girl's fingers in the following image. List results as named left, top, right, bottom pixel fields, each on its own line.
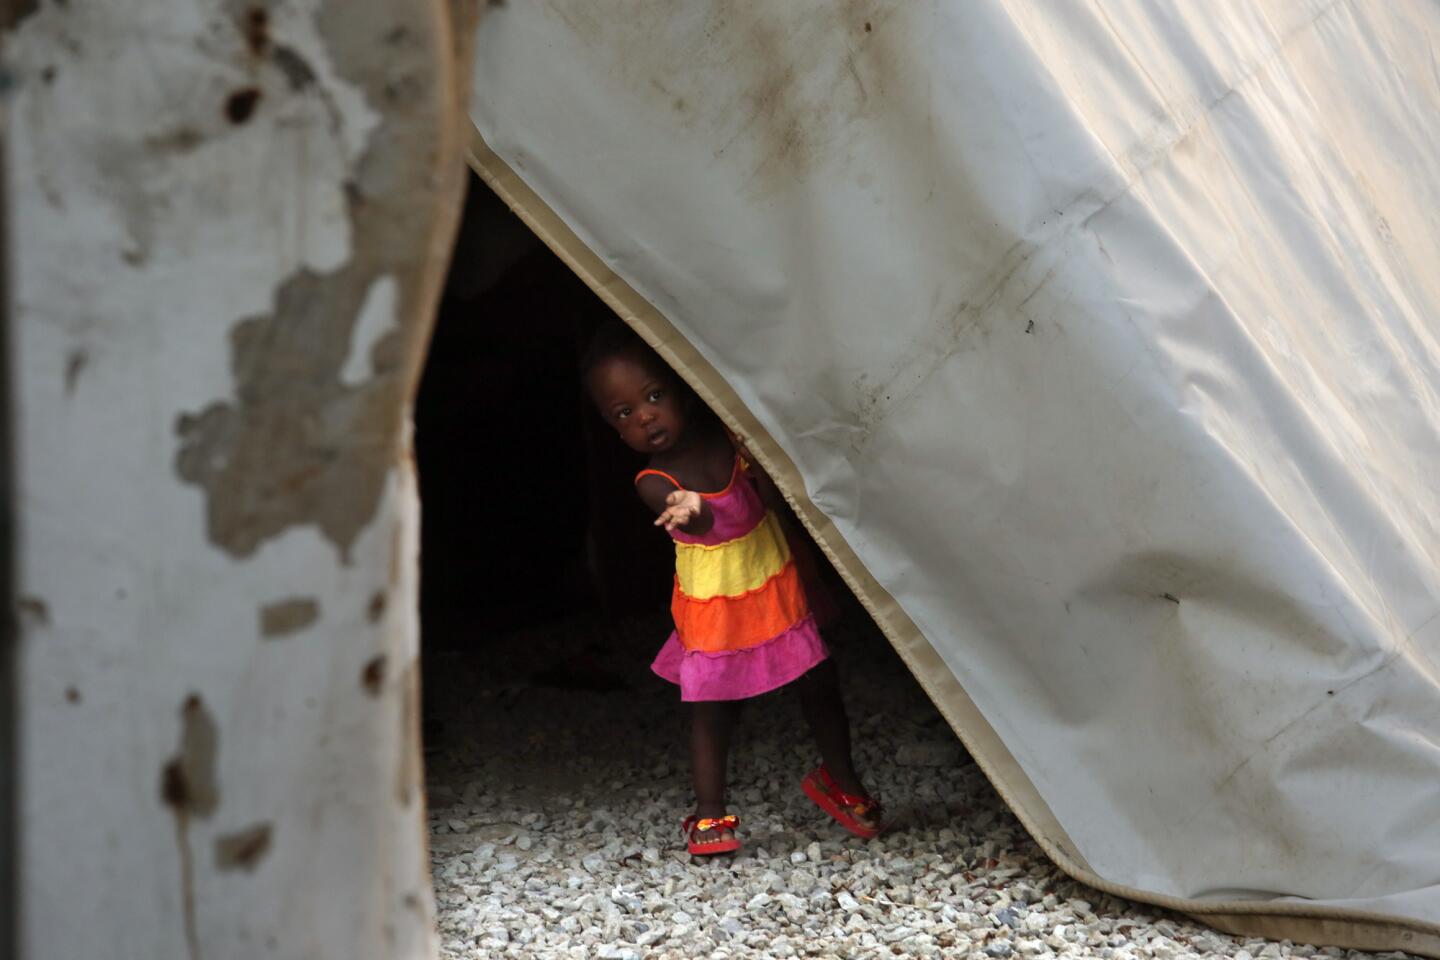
left=655, top=501, right=700, bottom=531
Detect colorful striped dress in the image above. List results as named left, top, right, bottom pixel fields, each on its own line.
left=642, top=455, right=829, bottom=701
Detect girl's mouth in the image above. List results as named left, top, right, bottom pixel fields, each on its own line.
left=647, top=429, right=668, bottom=446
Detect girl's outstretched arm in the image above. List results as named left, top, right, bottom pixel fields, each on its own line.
left=636, top=474, right=714, bottom=535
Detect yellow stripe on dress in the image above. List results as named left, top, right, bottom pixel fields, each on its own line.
left=674, top=511, right=791, bottom=600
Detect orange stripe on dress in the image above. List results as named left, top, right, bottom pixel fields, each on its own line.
left=671, top=561, right=809, bottom=653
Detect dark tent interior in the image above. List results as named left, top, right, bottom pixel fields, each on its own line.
left=414, top=170, right=973, bottom=793
left=410, top=175, right=1145, bottom=958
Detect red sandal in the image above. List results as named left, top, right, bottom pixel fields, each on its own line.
left=681, top=813, right=741, bottom=856
left=802, top=766, right=884, bottom=839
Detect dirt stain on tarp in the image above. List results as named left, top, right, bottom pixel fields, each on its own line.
left=543, top=0, right=903, bottom=191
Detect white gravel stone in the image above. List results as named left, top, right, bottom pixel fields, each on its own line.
left=425, top=613, right=1338, bottom=960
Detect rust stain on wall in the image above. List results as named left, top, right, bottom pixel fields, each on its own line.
left=259, top=596, right=319, bottom=638
left=223, top=86, right=263, bottom=124
left=239, top=5, right=270, bottom=56
left=367, top=590, right=387, bottom=622
left=160, top=694, right=220, bottom=818
left=160, top=694, right=220, bottom=960
left=0, top=0, right=38, bottom=31
left=214, top=822, right=274, bottom=871
left=64, top=348, right=88, bottom=394
left=16, top=594, right=49, bottom=624
left=360, top=654, right=387, bottom=695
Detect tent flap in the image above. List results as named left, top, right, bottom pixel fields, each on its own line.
left=468, top=3, right=1440, bottom=953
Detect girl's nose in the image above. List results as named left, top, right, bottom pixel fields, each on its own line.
left=640, top=410, right=656, bottom=424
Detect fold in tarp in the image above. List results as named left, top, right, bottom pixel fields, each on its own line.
left=468, top=3, right=1440, bottom=953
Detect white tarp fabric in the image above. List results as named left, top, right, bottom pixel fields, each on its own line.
left=468, top=2, right=1440, bottom=953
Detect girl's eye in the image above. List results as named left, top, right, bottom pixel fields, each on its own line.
left=616, top=408, right=631, bottom=420
left=648, top=390, right=664, bottom=402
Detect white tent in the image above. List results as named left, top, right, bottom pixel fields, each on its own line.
left=469, top=3, right=1440, bottom=954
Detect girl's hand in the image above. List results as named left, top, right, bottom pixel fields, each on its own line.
left=655, top=489, right=704, bottom=531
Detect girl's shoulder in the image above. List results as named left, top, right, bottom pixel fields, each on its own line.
left=644, top=438, right=736, bottom=494
left=634, top=469, right=679, bottom=515
left=634, top=453, right=684, bottom=497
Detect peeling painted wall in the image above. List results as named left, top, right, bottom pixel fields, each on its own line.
left=6, top=1, right=475, bottom=957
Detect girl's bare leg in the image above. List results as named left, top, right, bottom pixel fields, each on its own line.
left=690, top=699, right=742, bottom=841
left=793, top=659, right=880, bottom=826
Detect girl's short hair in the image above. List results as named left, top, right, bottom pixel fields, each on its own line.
left=580, top=320, right=652, bottom=377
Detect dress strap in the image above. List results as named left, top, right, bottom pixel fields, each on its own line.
left=636, top=455, right=744, bottom=495
left=635, top=467, right=683, bottom=488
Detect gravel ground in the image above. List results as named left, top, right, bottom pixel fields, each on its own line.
left=424, top=614, right=1411, bottom=960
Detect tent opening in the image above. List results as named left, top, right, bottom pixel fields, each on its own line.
left=412, top=173, right=1064, bottom=957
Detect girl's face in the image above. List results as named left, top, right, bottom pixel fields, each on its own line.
left=588, top=351, right=688, bottom=453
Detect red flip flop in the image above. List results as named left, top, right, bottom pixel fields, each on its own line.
left=681, top=813, right=741, bottom=856
left=802, top=766, right=884, bottom=839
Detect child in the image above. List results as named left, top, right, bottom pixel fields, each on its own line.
left=582, top=322, right=883, bottom=855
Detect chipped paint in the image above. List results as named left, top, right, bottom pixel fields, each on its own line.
left=258, top=596, right=320, bottom=638
left=174, top=264, right=411, bottom=562
left=340, top=275, right=400, bottom=387
left=172, top=3, right=459, bottom=562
